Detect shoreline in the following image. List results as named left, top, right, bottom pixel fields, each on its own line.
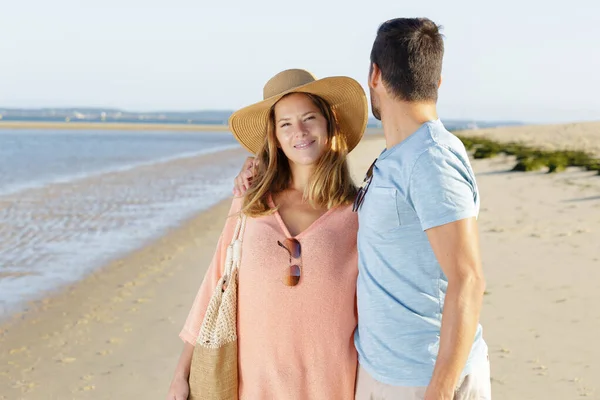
left=0, top=195, right=232, bottom=325
left=0, top=121, right=231, bottom=131
left=0, top=144, right=249, bottom=324
left=0, top=197, right=236, bottom=398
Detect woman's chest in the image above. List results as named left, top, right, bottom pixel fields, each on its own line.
left=238, top=216, right=358, bottom=288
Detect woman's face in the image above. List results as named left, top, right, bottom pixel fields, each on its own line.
left=273, top=93, right=329, bottom=167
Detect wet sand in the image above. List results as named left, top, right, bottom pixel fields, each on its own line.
left=0, top=147, right=248, bottom=319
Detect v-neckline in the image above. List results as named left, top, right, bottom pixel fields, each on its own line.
left=268, top=193, right=336, bottom=240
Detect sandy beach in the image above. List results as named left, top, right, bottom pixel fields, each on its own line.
left=1, top=125, right=599, bottom=399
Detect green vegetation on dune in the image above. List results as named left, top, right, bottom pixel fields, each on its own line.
left=456, top=135, right=600, bottom=175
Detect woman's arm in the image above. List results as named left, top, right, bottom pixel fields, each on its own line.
left=167, top=342, right=195, bottom=400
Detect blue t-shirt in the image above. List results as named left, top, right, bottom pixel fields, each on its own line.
left=354, top=119, right=488, bottom=386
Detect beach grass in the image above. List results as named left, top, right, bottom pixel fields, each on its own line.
left=456, top=135, right=600, bottom=175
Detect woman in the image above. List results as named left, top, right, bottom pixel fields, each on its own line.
left=167, top=69, right=368, bottom=399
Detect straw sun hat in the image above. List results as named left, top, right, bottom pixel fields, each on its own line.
left=228, top=69, right=368, bottom=155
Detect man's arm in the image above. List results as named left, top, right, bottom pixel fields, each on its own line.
left=406, top=146, right=486, bottom=399
left=424, top=217, right=485, bottom=399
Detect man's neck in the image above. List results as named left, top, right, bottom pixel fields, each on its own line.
left=380, top=100, right=439, bottom=150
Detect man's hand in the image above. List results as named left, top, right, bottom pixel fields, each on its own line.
left=233, top=156, right=259, bottom=197
left=423, top=384, right=454, bottom=400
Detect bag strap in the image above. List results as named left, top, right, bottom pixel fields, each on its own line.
left=223, top=213, right=247, bottom=279
left=229, top=212, right=247, bottom=246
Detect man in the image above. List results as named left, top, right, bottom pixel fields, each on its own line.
left=233, top=17, right=490, bottom=400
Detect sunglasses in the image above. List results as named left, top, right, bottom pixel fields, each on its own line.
left=277, top=238, right=302, bottom=286
left=352, top=158, right=377, bottom=212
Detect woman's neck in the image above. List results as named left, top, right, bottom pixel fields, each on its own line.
left=288, top=164, right=315, bottom=192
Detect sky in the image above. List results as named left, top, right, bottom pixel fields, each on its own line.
left=1, top=0, right=599, bottom=123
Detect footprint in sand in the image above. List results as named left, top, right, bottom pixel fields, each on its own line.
left=578, top=387, right=595, bottom=397
left=12, top=380, right=36, bottom=391
left=497, top=348, right=511, bottom=359
left=134, top=297, right=151, bottom=304
left=490, top=377, right=505, bottom=385
left=9, top=346, right=28, bottom=355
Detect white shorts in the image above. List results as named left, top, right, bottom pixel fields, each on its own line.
left=355, top=357, right=492, bottom=400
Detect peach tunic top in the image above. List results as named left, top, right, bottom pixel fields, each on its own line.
left=180, top=196, right=359, bottom=399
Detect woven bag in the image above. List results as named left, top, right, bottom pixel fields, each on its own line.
left=188, top=213, right=247, bottom=400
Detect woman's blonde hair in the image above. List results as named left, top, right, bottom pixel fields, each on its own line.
left=241, top=92, right=357, bottom=217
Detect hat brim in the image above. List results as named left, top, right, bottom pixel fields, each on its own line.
left=228, top=76, right=368, bottom=155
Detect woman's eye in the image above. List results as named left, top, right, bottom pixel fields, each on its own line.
left=304, top=116, right=315, bottom=121
left=280, top=122, right=291, bottom=127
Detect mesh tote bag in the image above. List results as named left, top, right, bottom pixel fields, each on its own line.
left=188, top=213, right=247, bottom=400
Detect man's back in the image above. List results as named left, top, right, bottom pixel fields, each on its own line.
left=355, top=118, right=488, bottom=386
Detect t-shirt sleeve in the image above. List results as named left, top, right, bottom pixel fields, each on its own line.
left=407, top=146, right=478, bottom=231
left=179, top=197, right=244, bottom=345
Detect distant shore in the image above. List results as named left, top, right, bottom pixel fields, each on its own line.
left=0, top=121, right=231, bottom=131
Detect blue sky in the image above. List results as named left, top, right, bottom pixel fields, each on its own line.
left=1, top=0, right=598, bottom=123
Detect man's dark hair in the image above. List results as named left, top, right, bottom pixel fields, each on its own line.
left=370, top=18, right=444, bottom=102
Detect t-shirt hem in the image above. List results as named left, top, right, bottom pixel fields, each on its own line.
left=358, top=356, right=478, bottom=387
left=358, top=357, right=433, bottom=387
left=420, top=209, right=477, bottom=231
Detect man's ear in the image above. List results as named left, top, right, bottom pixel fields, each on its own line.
left=438, top=75, right=443, bottom=89
left=368, top=63, right=381, bottom=90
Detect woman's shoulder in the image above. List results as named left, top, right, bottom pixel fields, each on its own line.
left=328, top=202, right=358, bottom=226
left=227, top=195, right=245, bottom=218
left=333, top=201, right=357, bottom=214
left=216, top=196, right=246, bottom=240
